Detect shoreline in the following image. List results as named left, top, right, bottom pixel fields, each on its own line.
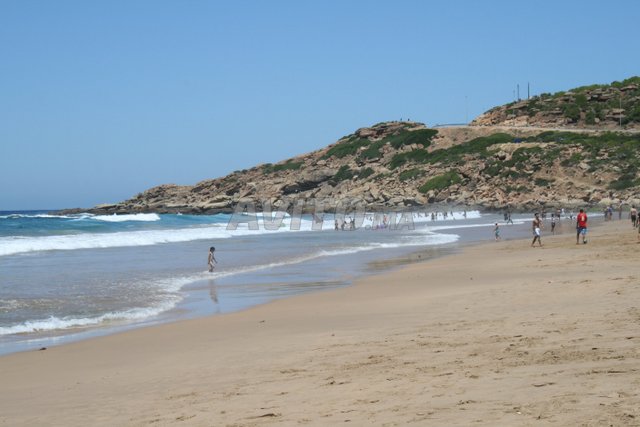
left=0, top=209, right=497, bottom=356
left=1, top=219, right=638, bottom=425
left=0, top=235, right=464, bottom=357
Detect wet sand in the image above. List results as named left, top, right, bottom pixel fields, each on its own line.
left=1, top=220, right=639, bottom=426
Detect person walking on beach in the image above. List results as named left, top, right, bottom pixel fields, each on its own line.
left=207, top=246, right=217, bottom=272
left=576, top=209, right=588, bottom=245
left=618, top=203, right=623, bottom=220
left=531, top=213, right=543, bottom=247
left=630, top=206, right=637, bottom=228
left=494, top=223, right=501, bottom=241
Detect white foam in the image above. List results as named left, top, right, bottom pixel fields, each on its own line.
left=0, top=229, right=460, bottom=336
left=0, top=211, right=469, bottom=257
left=92, top=213, right=161, bottom=222
left=156, top=231, right=459, bottom=287
left=317, top=233, right=459, bottom=257
left=0, top=213, right=162, bottom=222
left=0, top=220, right=307, bottom=257
left=0, top=271, right=213, bottom=336
left=427, top=220, right=526, bottom=232
left=411, top=210, right=483, bottom=223
left=0, top=300, right=179, bottom=336
left=0, top=213, right=77, bottom=219
left=211, top=231, right=458, bottom=274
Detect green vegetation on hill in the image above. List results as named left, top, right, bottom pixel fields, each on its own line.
left=537, top=131, right=640, bottom=189
left=398, top=168, right=425, bottom=181
left=358, top=167, right=375, bottom=180
left=330, top=165, right=377, bottom=184
left=386, top=128, right=438, bottom=149
left=324, top=127, right=438, bottom=161
left=530, top=133, right=630, bottom=188
left=388, top=148, right=431, bottom=169
left=264, top=125, right=639, bottom=203
left=322, top=137, right=370, bottom=159
left=426, top=133, right=513, bottom=163
left=418, top=171, right=461, bottom=193
left=500, top=76, right=640, bottom=126
left=388, top=133, right=513, bottom=169
left=330, top=165, right=354, bottom=184
left=503, top=131, right=640, bottom=189
left=262, top=160, right=303, bottom=173
left=572, top=76, right=640, bottom=93
left=408, top=130, right=640, bottom=196
left=359, top=140, right=387, bottom=160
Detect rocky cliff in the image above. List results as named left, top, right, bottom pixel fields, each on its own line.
left=472, top=77, right=640, bottom=129
left=81, top=120, right=640, bottom=215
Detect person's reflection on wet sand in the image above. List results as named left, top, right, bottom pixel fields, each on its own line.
left=208, top=279, right=219, bottom=311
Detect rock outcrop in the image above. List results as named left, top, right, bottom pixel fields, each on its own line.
left=472, top=76, right=640, bottom=129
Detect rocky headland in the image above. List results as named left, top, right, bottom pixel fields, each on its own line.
left=70, top=77, right=640, bottom=215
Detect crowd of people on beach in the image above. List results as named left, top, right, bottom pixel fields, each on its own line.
left=207, top=204, right=640, bottom=271
left=335, top=217, right=358, bottom=231
left=513, top=204, right=640, bottom=248
left=331, top=210, right=470, bottom=232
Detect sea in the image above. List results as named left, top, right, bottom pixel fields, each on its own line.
left=0, top=209, right=536, bottom=355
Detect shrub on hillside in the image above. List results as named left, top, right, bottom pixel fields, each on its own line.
left=263, top=160, right=303, bottom=173
left=418, top=171, right=461, bottom=193
left=399, top=168, right=425, bottom=181
left=563, top=104, right=581, bottom=122
left=323, top=138, right=370, bottom=159
left=330, top=165, right=354, bottom=184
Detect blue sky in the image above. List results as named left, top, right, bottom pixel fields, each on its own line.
left=1, top=1, right=639, bottom=210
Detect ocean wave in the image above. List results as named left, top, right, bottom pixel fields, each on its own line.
left=0, top=299, right=180, bottom=336
left=205, top=231, right=459, bottom=277
left=411, top=210, right=482, bottom=223
left=92, top=213, right=161, bottom=222
left=317, top=233, right=459, bottom=257
left=162, top=232, right=461, bottom=292
left=0, top=219, right=316, bottom=256
left=0, top=213, right=78, bottom=220
left=426, top=220, right=526, bottom=232
left=0, top=210, right=470, bottom=257
left=0, top=212, right=162, bottom=222
left=0, top=230, right=459, bottom=336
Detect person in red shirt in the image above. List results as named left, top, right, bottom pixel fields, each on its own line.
left=576, top=209, right=588, bottom=244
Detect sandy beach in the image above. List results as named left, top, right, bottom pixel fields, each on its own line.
left=1, top=220, right=639, bottom=426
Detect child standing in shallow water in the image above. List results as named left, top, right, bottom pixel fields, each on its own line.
left=494, top=223, right=501, bottom=241
left=208, top=247, right=217, bottom=272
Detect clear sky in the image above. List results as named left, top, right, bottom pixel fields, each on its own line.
left=1, top=0, right=639, bottom=210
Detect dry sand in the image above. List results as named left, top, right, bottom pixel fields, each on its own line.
left=1, top=221, right=639, bottom=426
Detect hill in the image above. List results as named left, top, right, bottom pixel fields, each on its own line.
left=67, top=77, right=640, bottom=215
left=82, top=121, right=640, bottom=215
left=472, top=77, right=640, bottom=129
